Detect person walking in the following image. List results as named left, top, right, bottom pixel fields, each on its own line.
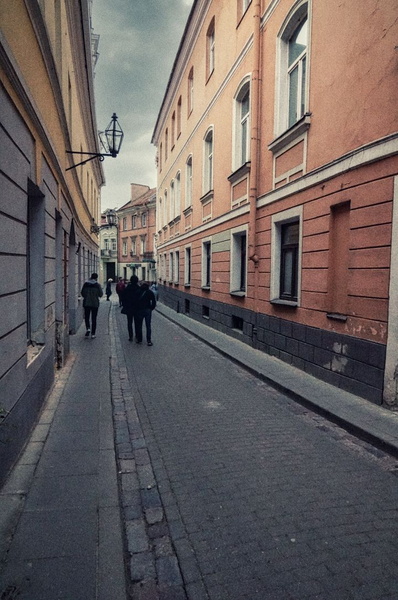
left=116, top=277, right=126, bottom=307
left=81, top=273, right=103, bottom=339
left=106, top=278, right=113, bottom=301
left=121, top=275, right=141, bottom=342
left=135, top=282, right=157, bottom=346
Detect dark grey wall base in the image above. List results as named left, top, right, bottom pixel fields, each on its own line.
left=0, top=353, right=54, bottom=488
left=159, top=285, right=386, bottom=405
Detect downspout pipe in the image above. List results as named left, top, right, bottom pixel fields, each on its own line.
left=248, top=0, right=261, bottom=267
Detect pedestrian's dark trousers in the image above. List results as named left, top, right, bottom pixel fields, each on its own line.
left=84, top=306, right=98, bottom=335
left=136, top=309, right=152, bottom=343
left=127, top=312, right=138, bottom=340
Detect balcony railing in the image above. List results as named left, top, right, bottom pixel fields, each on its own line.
left=101, top=249, right=117, bottom=258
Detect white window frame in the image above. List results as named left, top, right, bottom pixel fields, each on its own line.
left=275, top=2, right=309, bottom=136
left=230, top=225, right=248, bottom=295
left=207, top=18, right=215, bottom=78
left=169, top=251, right=174, bottom=282
left=174, top=250, right=180, bottom=284
left=122, top=239, right=127, bottom=256
left=175, top=171, right=181, bottom=216
left=185, top=155, right=193, bottom=208
left=201, top=238, right=212, bottom=289
left=270, top=205, right=303, bottom=306
left=184, top=245, right=192, bottom=286
left=188, top=67, right=194, bottom=115
left=203, top=127, right=214, bottom=194
left=233, top=77, right=251, bottom=171
left=170, top=180, right=175, bottom=221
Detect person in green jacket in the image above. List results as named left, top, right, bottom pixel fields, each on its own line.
left=81, top=273, right=103, bottom=338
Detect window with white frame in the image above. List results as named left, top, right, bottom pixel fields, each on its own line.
left=277, top=4, right=308, bottom=133
left=206, top=18, right=215, bottom=79
left=234, top=79, right=250, bottom=170
left=185, top=246, right=191, bottom=285
left=230, top=228, right=247, bottom=294
left=141, top=212, right=147, bottom=227
left=132, top=215, right=136, bottom=229
left=169, top=251, right=174, bottom=281
left=122, top=217, right=127, bottom=230
left=112, top=238, right=117, bottom=251
left=270, top=206, right=302, bottom=305
left=174, top=250, right=180, bottom=283
left=177, top=96, right=182, bottom=137
left=242, top=0, right=251, bottom=13
left=131, top=238, right=136, bottom=255
left=104, top=237, right=109, bottom=250
left=122, top=239, right=127, bottom=255
left=188, top=67, right=194, bottom=115
left=185, top=156, right=193, bottom=208
left=164, top=190, right=168, bottom=225
left=170, top=180, right=175, bottom=221
left=202, top=240, right=212, bottom=288
left=175, top=172, right=181, bottom=216
left=140, top=236, right=146, bottom=254
left=158, top=198, right=162, bottom=229
left=203, top=128, right=214, bottom=193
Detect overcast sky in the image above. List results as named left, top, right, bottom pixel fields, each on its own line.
left=92, top=0, right=194, bottom=211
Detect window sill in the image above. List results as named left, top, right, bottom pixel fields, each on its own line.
left=228, top=162, right=251, bottom=184
left=200, top=190, right=214, bottom=204
left=230, top=290, right=246, bottom=297
left=327, top=312, right=348, bottom=322
left=184, top=283, right=190, bottom=288
left=268, top=113, right=311, bottom=154
left=270, top=298, right=298, bottom=307
left=201, top=286, right=211, bottom=291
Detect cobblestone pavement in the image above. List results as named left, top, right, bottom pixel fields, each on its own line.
left=112, top=306, right=398, bottom=600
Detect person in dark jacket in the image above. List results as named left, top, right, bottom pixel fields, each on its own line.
left=106, top=278, right=113, bottom=301
left=81, top=273, right=103, bottom=338
left=115, top=277, right=126, bottom=307
left=121, top=275, right=141, bottom=341
left=135, top=282, right=157, bottom=346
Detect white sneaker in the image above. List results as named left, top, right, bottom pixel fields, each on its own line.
left=91, top=334, right=96, bottom=339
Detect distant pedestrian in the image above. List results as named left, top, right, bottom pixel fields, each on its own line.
left=135, top=282, right=157, bottom=346
left=150, top=282, right=159, bottom=300
left=116, top=277, right=126, bottom=307
left=121, top=275, right=141, bottom=341
left=106, top=278, right=113, bottom=301
left=81, top=273, right=103, bottom=339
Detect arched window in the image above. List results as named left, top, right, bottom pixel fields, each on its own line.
left=234, top=79, right=250, bottom=169
left=185, top=155, right=193, bottom=208
left=203, top=128, right=214, bottom=193
left=206, top=18, right=215, bottom=79
left=277, top=3, right=308, bottom=133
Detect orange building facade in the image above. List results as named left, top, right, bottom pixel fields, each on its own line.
left=152, top=0, right=398, bottom=406
left=117, top=184, right=157, bottom=283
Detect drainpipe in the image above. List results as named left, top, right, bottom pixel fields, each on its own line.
left=248, top=0, right=262, bottom=312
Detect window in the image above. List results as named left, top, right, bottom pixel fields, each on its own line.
left=277, top=4, right=308, bottom=133
left=122, top=239, right=127, bottom=255
left=159, top=143, right=163, bottom=171
left=171, top=111, right=176, bottom=148
left=169, top=252, right=174, bottom=281
left=132, top=215, right=136, bottom=229
left=164, top=190, right=168, bottom=225
left=165, top=128, right=169, bottom=160
left=174, top=251, right=180, bottom=283
left=280, top=222, right=299, bottom=300
left=27, top=180, right=45, bottom=346
left=230, top=228, right=247, bottom=294
left=202, top=240, right=211, bottom=288
left=122, top=217, right=127, bottom=230
left=141, top=212, right=147, bottom=227
left=185, top=246, right=191, bottom=285
left=131, top=238, right=136, bottom=255
left=234, top=79, right=250, bottom=169
left=112, top=238, right=117, bottom=251
left=270, top=207, right=302, bottom=305
left=170, top=180, right=175, bottom=221
left=188, top=67, right=194, bottom=115
left=158, top=198, right=162, bottom=229
left=206, top=18, right=215, bottom=79
left=177, top=96, right=182, bottom=138
left=104, top=238, right=109, bottom=251
left=242, top=0, right=251, bottom=13
left=175, top=172, right=181, bottom=216
left=185, top=156, right=193, bottom=208
left=140, top=236, right=146, bottom=254
left=203, top=128, right=214, bottom=193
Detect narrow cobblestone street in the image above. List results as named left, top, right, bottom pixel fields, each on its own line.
left=113, top=305, right=398, bottom=600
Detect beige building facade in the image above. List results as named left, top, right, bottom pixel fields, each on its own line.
left=0, top=0, right=104, bottom=483
left=152, top=0, right=398, bottom=406
left=118, top=184, right=157, bottom=283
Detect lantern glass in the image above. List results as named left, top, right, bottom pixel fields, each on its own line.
left=105, top=113, right=124, bottom=157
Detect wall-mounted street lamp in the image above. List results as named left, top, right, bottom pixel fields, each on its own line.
left=66, top=113, right=124, bottom=171
left=90, top=209, right=118, bottom=234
